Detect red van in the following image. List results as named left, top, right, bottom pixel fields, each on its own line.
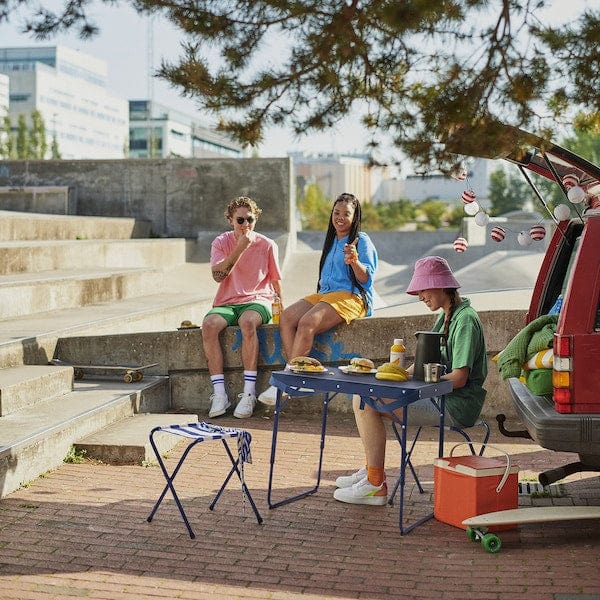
left=495, top=137, right=600, bottom=485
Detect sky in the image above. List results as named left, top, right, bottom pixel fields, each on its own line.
left=0, top=1, right=592, bottom=166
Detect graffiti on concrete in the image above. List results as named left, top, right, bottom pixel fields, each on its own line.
left=231, top=327, right=358, bottom=365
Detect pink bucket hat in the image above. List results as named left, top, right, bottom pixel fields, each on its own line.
left=406, top=256, right=461, bottom=295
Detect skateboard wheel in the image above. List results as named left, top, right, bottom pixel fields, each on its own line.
left=74, top=368, right=85, bottom=380
left=123, top=373, right=134, bottom=383
left=466, top=527, right=478, bottom=543
left=134, top=371, right=143, bottom=381
left=481, top=533, right=502, bottom=553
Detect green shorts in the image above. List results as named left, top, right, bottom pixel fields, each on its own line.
left=205, top=302, right=271, bottom=326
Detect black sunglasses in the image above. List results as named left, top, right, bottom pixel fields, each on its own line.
left=236, top=216, right=255, bottom=224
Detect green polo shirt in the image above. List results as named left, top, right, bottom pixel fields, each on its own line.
left=432, top=298, right=488, bottom=427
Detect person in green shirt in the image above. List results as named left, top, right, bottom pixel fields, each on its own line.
left=334, top=255, right=487, bottom=506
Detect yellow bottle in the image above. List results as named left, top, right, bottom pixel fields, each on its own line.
left=389, top=338, right=406, bottom=368
left=271, top=295, right=281, bottom=325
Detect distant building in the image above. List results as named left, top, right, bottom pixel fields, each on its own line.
left=403, top=158, right=495, bottom=209
left=292, top=151, right=388, bottom=202
left=372, top=177, right=405, bottom=204
left=0, top=73, right=8, bottom=115
left=0, top=45, right=129, bottom=159
left=0, top=72, right=7, bottom=155
left=128, top=100, right=243, bottom=159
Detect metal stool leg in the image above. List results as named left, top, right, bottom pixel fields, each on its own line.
left=147, top=431, right=199, bottom=538
left=447, top=420, right=490, bottom=456
left=209, top=438, right=263, bottom=524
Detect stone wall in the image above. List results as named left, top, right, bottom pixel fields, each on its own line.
left=0, top=158, right=293, bottom=238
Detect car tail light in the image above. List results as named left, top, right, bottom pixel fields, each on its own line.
left=554, top=334, right=571, bottom=357
left=553, top=334, right=573, bottom=412
left=552, top=370, right=570, bottom=388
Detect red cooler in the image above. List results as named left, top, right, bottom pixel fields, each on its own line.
left=434, top=450, right=519, bottom=531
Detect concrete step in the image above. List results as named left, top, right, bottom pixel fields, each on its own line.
left=0, top=376, right=170, bottom=498
left=0, top=267, right=165, bottom=319
left=0, top=292, right=213, bottom=369
left=75, top=413, right=199, bottom=464
left=0, top=238, right=187, bottom=275
left=0, top=209, right=151, bottom=240
left=0, top=365, right=73, bottom=416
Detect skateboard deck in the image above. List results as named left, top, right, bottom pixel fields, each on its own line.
left=51, top=359, right=158, bottom=383
left=463, top=506, right=600, bottom=553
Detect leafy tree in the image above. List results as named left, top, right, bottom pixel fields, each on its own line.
left=4, top=1, right=599, bottom=172
left=446, top=204, right=466, bottom=229
left=0, top=114, right=16, bottom=158
left=28, top=109, right=48, bottom=158
left=360, top=201, right=383, bottom=231
left=297, top=183, right=331, bottom=230
left=488, top=167, right=539, bottom=216
left=16, top=114, right=28, bottom=158
left=51, top=133, right=62, bottom=159
left=376, top=199, right=415, bottom=230
left=417, top=199, right=448, bottom=229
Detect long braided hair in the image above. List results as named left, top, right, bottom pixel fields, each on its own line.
left=441, top=288, right=461, bottom=346
left=317, top=193, right=369, bottom=311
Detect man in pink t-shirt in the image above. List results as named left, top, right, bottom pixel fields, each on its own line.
left=203, top=196, right=282, bottom=419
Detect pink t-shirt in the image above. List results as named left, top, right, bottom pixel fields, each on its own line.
left=210, top=231, right=282, bottom=307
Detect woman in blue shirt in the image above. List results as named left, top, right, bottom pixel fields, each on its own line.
left=259, top=192, right=378, bottom=405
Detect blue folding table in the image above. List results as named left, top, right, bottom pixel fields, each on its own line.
left=267, top=368, right=452, bottom=535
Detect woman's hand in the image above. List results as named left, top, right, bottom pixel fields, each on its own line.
left=343, top=238, right=359, bottom=265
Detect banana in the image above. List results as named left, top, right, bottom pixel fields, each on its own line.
left=376, top=362, right=409, bottom=381
left=375, top=371, right=408, bottom=382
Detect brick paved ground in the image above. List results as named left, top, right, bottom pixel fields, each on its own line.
left=0, top=413, right=599, bottom=600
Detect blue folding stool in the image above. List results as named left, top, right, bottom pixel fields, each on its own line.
left=388, top=418, right=490, bottom=504
left=147, top=421, right=263, bottom=538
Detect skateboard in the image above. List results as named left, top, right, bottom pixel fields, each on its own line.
left=51, top=359, right=158, bottom=383
left=463, top=506, right=600, bottom=553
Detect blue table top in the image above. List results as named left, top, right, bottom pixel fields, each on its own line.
left=270, top=368, right=452, bottom=408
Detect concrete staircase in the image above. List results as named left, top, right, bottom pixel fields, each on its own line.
left=0, top=210, right=210, bottom=498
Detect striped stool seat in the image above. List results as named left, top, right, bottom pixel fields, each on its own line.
left=147, top=421, right=262, bottom=538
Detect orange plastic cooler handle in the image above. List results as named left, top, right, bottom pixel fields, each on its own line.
left=449, top=443, right=513, bottom=493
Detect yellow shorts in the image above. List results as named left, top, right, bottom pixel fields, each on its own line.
left=304, top=291, right=366, bottom=324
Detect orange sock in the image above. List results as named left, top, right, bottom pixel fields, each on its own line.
left=367, top=466, right=386, bottom=487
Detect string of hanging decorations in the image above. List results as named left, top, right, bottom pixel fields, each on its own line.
left=449, top=168, right=589, bottom=253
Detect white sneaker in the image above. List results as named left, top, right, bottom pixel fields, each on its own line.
left=335, top=467, right=367, bottom=488
left=233, top=392, right=256, bottom=419
left=333, top=476, right=387, bottom=506
left=258, top=385, right=280, bottom=406
left=208, top=392, right=230, bottom=418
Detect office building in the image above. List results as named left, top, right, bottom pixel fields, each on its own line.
left=0, top=73, right=8, bottom=115
left=403, top=158, right=494, bottom=208
left=129, top=99, right=243, bottom=158
left=292, top=151, right=388, bottom=202
left=0, top=45, right=129, bottom=159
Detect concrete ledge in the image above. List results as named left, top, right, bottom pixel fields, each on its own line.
left=75, top=412, right=198, bottom=464
left=53, top=309, right=527, bottom=421
left=0, top=238, right=187, bottom=275
left=0, top=365, right=73, bottom=416
left=0, top=210, right=151, bottom=240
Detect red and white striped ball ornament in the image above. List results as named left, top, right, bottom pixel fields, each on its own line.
left=461, top=188, right=477, bottom=204
left=453, top=237, right=468, bottom=253
left=490, top=226, right=506, bottom=242
left=562, top=173, right=579, bottom=189
left=529, top=224, right=546, bottom=241
left=452, top=168, right=468, bottom=181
